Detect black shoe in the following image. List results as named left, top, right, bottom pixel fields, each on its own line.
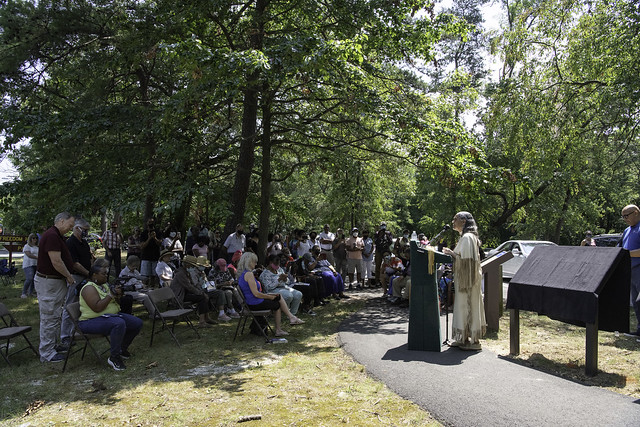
left=120, top=350, right=131, bottom=359
left=356, top=284, right=363, bottom=290
left=108, top=355, right=126, bottom=371
left=54, top=339, right=74, bottom=353
left=339, top=294, right=350, bottom=299
left=48, top=353, right=66, bottom=363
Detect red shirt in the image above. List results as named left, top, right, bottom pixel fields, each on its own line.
left=37, top=226, right=74, bottom=276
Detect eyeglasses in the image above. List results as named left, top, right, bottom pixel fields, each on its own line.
left=622, top=211, right=637, bottom=219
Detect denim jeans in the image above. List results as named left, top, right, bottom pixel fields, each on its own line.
left=78, top=313, right=143, bottom=357
left=22, top=265, right=36, bottom=296
left=631, top=266, right=640, bottom=334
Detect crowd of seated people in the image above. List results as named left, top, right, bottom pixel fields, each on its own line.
left=29, top=214, right=439, bottom=372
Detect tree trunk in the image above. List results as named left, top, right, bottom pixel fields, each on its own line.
left=224, top=0, right=267, bottom=236
left=257, top=91, right=272, bottom=265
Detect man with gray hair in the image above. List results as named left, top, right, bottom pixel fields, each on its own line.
left=35, top=212, right=76, bottom=363
left=59, top=217, right=94, bottom=349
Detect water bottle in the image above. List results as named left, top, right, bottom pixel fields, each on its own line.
left=410, top=231, right=417, bottom=241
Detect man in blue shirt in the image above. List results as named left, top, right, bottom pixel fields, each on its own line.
left=621, top=204, right=640, bottom=337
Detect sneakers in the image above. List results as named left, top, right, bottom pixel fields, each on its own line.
left=120, top=350, right=131, bottom=359
left=20, top=294, right=27, bottom=299
left=218, top=313, right=232, bottom=322
left=48, top=353, right=66, bottom=363
left=108, top=355, right=126, bottom=371
left=227, top=311, right=241, bottom=319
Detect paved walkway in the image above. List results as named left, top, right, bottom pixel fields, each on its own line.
left=338, top=295, right=640, bottom=426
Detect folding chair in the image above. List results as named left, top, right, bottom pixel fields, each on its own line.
left=233, top=291, right=274, bottom=343
left=147, top=287, right=200, bottom=347
left=0, top=302, right=39, bottom=366
left=62, top=302, right=110, bottom=372
left=0, top=260, right=18, bottom=286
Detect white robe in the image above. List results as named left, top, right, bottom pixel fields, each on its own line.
left=452, top=233, right=486, bottom=344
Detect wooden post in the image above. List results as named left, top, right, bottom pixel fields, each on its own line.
left=585, top=313, right=599, bottom=377
left=509, top=308, right=520, bottom=356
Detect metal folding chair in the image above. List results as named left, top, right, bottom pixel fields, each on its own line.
left=147, top=287, right=200, bottom=347
left=62, top=302, right=110, bottom=372
left=0, top=302, right=39, bottom=366
left=233, top=291, right=274, bottom=343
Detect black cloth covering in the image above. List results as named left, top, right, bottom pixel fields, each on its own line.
left=506, top=246, right=630, bottom=332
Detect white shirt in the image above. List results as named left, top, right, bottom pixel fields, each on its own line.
left=224, top=232, right=246, bottom=254
left=155, top=261, right=174, bottom=285
left=22, top=243, right=39, bottom=269
left=297, top=240, right=312, bottom=258
left=318, top=231, right=335, bottom=251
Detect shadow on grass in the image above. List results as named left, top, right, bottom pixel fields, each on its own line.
left=0, top=287, right=376, bottom=421
left=497, top=352, right=628, bottom=390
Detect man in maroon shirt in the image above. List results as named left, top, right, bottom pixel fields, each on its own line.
left=34, top=212, right=76, bottom=362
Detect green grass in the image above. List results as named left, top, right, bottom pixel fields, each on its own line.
left=0, top=263, right=439, bottom=426
left=483, top=309, right=640, bottom=398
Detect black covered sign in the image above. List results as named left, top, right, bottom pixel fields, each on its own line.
left=506, top=246, right=630, bottom=332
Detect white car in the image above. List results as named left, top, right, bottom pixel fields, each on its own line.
left=486, top=240, right=557, bottom=279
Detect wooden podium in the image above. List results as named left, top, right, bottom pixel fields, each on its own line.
left=408, top=241, right=452, bottom=351
left=480, top=251, right=514, bottom=331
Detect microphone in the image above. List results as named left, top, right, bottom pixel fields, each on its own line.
left=430, top=224, right=450, bottom=244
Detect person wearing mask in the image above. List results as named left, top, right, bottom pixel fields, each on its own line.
left=34, top=212, right=76, bottom=363
left=621, top=204, right=640, bottom=338
left=222, top=223, right=246, bottom=264
left=140, top=218, right=163, bottom=287
left=295, top=233, right=312, bottom=259
left=237, top=252, right=304, bottom=337
left=580, top=230, right=596, bottom=247
left=318, top=224, right=336, bottom=264
left=78, top=264, right=143, bottom=371
left=126, top=227, right=142, bottom=259
left=374, top=222, right=393, bottom=287
left=170, top=255, right=218, bottom=327
left=332, top=228, right=348, bottom=283
left=60, top=217, right=95, bottom=350
left=21, top=233, right=39, bottom=298
left=259, top=254, right=304, bottom=316
left=267, top=233, right=284, bottom=257
left=361, top=230, right=375, bottom=288
left=345, top=227, right=364, bottom=289
left=102, top=221, right=124, bottom=277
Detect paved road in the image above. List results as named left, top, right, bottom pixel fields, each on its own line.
left=338, top=296, right=640, bottom=426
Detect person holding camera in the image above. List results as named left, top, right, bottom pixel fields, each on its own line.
left=78, top=264, right=143, bottom=371
left=237, top=252, right=304, bottom=337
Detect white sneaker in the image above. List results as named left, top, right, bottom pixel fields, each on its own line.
left=218, top=313, right=232, bottom=322
left=20, top=294, right=27, bottom=299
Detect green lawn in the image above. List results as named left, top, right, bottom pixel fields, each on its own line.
left=0, top=263, right=439, bottom=426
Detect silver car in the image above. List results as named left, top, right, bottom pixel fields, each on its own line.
left=486, top=240, right=557, bottom=279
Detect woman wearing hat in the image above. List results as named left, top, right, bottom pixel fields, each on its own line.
left=155, top=249, right=175, bottom=287
left=442, top=211, right=486, bottom=351
left=170, top=255, right=217, bottom=327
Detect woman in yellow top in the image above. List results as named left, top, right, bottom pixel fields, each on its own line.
left=79, top=264, right=143, bottom=371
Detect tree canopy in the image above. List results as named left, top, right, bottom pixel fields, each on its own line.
left=0, top=0, right=638, bottom=249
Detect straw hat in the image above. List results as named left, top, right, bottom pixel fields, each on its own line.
left=196, top=256, right=211, bottom=268
left=183, top=255, right=198, bottom=266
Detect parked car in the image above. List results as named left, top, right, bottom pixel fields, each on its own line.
left=486, top=240, right=558, bottom=279
left=592, top=234, right=622, bottom=247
